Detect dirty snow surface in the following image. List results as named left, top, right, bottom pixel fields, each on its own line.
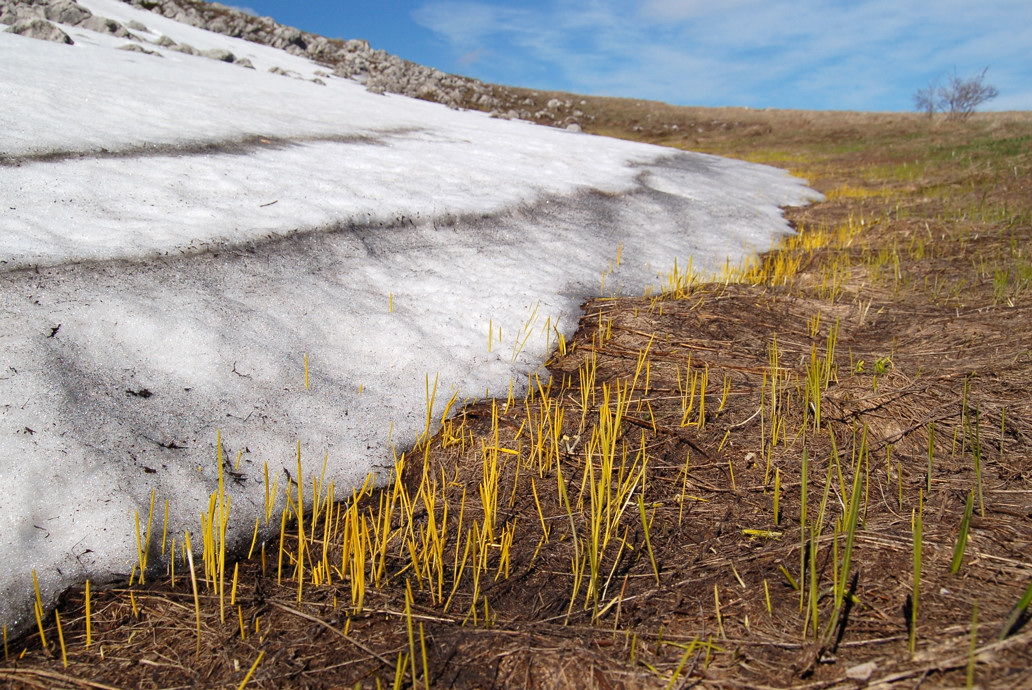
left=0, top=0, right=819, bottom=632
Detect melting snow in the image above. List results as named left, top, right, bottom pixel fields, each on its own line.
left=0, top=0, right=820, bottom=633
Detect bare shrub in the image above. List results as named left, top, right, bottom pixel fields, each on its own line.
left=915, top=68, right=999, bottom=120
left=913, top=79, right=938, bottom=119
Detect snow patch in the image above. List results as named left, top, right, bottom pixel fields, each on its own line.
left=0, top=0, right=820, bottom=634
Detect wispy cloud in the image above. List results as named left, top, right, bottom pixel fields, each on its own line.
left=457, top=47, right=488, bottom=68
left=412, top=0, right=1032, bottom=111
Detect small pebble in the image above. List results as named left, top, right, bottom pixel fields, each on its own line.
left=846, top=661, right=877, bottom=681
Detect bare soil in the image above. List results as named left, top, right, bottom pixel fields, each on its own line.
left=2, top=105, right=1031, bottom=689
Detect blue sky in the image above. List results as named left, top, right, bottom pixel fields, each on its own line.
left=229, top=1, right=1032, bottom=112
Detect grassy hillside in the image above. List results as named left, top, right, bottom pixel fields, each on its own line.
left=2, top=100, right=1031, bottom=689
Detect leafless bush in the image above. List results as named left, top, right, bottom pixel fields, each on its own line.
left=913, top=79, right=939, bottom=119
left=914, top=68, right=999, bottom=120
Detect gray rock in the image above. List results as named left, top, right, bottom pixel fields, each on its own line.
left=234, top=57, right=254, bottom=69
left=341, top=38, right=369, bottom=53
left=200, top=47, right=235, bottom=62
left=153, top=34, right=176, bottom=47
left=4, top=18, right=73, bottom=44
left=171, top=9, right=203, bottom=29
left=171, top=42, right=198, bottom=56
left=43, top=0, right=92, bottom=26
left=846, top=661, right=877, bottom=681
left=1, top=6, right=44, bottom=27
left=118, top=42, right=161, bottom=56
left=127, top=19, right=149, bottom=32
left=270, top=24, right=304, bottom=51
left=79, top=15, right=132, bottom=38
left=206, top=15, right=229, bottom=34
left=268, top=65, right=299, bottom=78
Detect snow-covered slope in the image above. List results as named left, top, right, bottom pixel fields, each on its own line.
left=0, top=0, right=819, bottom=633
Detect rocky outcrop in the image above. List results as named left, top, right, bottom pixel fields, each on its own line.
left=2, top=0, right=83, bottom=28
left=79, top=14, right=135, bottom=38
left=0, top=0, right=129, bottom=42
left=107, top=0, right=596, bottom=126
left=111, top=0, right=511, bottom=110
left=44, top=0, right=90, bottom=25
left=1, top=0, right=264, bottom=68
left=1, top=2, right=57, bottom=30
left=4, top=17, right=73, bottom=43
left=1, top=0, right=589, bottom=128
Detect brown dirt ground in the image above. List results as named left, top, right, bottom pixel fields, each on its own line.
left=2, top=107, right=1031, bottom=689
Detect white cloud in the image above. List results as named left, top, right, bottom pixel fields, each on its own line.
left=411, top=2, right=516, bottom=51
left=457, top=47, right=488, bottom=67
left=639, top=0, right=761, bottom=22
left=413, top=0, right=1032, bottom=110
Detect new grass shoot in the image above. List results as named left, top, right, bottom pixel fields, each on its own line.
left=951, top=489, right=975, bottom=574
left=910, top=489, right=923, bottom=656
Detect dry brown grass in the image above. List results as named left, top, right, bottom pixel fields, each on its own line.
left=2, top=101, right=1031, bottom=689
